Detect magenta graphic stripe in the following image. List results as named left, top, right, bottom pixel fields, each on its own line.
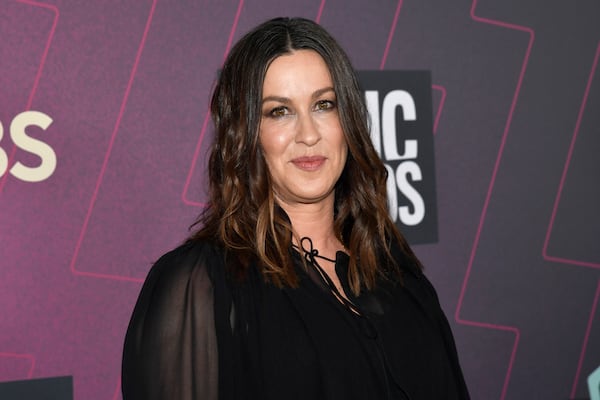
left=223, top=0, right=244, bottom=62
left=111, top=377, right=122, bottom=400
left=315, top=0, right=326, bottom=23
left=379, top=0, right=403, bottom=70
left=182, top=0, right=247, bottom=207
left=181, top=108, right=212, bottom=207
left=432, top=84, right=447, bottom=134
left=455, top=1, right=536, bottom=399
left=18, top=0, right=59, bottom=109
left=542, top=42, right=600, bottom=270
left=69, top=0, right=157, bottom=282
left=0, top=352, right=35, bottom=378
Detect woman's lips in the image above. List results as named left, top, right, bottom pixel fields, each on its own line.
left=291, top=156, right=326, bottom=171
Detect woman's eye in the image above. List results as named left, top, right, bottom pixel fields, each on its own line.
left=268, top=106, right=288, bottom=118
left=314, top=100, right=335, bottom=111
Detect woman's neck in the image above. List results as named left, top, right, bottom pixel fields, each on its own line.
left=277, top=196, right=344, bottom=258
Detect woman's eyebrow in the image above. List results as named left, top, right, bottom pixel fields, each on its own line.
left=261, top=87, right=336, bottom=105
left=312, top=86, right=335, bottom=99
left=261, top=95, right=290, bottom=104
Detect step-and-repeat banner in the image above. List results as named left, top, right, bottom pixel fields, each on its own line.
left=1, top=1, right=599, bottom=399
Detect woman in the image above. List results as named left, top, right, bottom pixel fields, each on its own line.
left=122, top=17, right=470, bottom=400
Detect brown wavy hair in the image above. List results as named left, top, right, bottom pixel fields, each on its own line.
left=191, top=17, right=421, bottom=294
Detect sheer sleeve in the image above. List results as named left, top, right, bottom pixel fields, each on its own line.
left=122, top=242, right=219, bottom=400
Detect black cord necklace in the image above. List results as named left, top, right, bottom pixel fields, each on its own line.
left=293, top=237, right=361, bottom=315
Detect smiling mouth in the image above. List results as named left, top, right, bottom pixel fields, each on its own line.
left=291, top=156, right=326, bottom=171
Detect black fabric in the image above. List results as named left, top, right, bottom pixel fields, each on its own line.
left=122, top=239, right=470, bottom=399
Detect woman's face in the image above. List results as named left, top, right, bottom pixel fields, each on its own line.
left=259, top=50, right=348, bottom=208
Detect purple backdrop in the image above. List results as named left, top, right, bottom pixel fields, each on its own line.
left=1, top=0, right=599, bottom=399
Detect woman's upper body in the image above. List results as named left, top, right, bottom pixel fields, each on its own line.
left=122, top=237, right=470, bottom=400
left=122, top=16, right=470, bottom=399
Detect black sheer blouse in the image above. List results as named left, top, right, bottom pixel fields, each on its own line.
left=122, top=239, right=470, bottom=399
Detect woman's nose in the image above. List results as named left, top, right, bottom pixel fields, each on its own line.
left=295, top=113, right=321, bottom=146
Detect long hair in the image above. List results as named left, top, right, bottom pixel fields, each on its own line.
left=191, top=17, right=421, bottom=294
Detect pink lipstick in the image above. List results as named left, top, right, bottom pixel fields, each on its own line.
left=291, top=156, right=326, bottom=171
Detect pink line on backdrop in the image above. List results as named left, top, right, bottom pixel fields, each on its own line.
left=222, top=0, right=245, bottom=63
left=69, top=0, right=157, bottom=282
left=454, top=1, right=535, bottom=399
left=18, top=0, right=57, bottom=109
left=0, top=0, right=59, bottom=195
left=542, top=42, right=600, bottom=270
left=570, top=279, right=600, bottom=397
left=181, top=109, right=212, bottom=207
left=315, top=0, right=326, bottom=24
left=379, top=0, right=403, bottom=70
left=181, top=0, right=245, bottom=207
left=431, top=84, right=447, bottom=134
left=0, top=352, right=36, bottom=378
left=376, top=1, right=447, bottom=136
left=111, top=377, right=122, bottom=400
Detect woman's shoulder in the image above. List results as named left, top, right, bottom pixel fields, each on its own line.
left=382, top=238, right=440, bottom=304
left=123, top=239, right=227, bottom=398
left=142, top=238, right=227, bottom=294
